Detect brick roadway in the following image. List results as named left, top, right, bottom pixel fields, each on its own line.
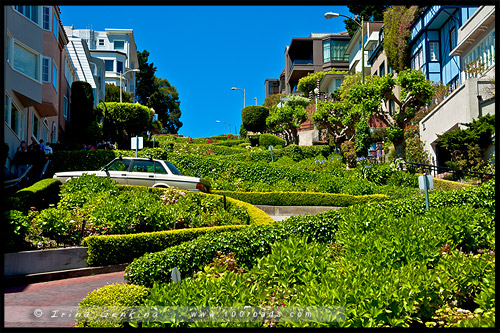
left=4, top=271, right=125, bottom=328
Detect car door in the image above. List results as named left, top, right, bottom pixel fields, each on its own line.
left=102, top=159, right=131, bottom=185
left=128, top=160, right=156, bottom=187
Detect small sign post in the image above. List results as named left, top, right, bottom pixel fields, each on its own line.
left=268, top=145, right=274, bottom=162
left=131, top=136, right=144, bottom=157
left=418, top=173, right=433, bottom=211
left=171, top=267, right=181, bottom=283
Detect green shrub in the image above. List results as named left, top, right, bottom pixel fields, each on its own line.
left=258, top=133, right=285, bottom=148
left=241, top=106, right=270, bottom=133
left=433, top=178, right=472, bottom=191
left=212, top=191, right=387, bottom=206
left=4, top=210, right=32, bottom=252
left=76, top=284, right=149, bottom=328
left=83, top=225, right=248, bottom=266
left=6, top=178, right=62, bottom=213
left=58, top=174, right=119, bottom=209
left=50, top=149, right=117, bottom=173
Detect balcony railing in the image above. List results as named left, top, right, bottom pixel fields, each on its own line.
left=290, top=59, right=313, bottom=72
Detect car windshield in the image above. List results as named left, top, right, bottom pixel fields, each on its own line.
left=165, top=162, right=183, bottom=175
left=104, top=159, right=131, bottom=171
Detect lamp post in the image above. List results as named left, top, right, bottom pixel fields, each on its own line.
left=231, top=87, right=246, bottom=108
left=216, top=120, right=231, bottom=134
left=325, top=12, right=365, bottom=84
left=119, top=68, right=140, bottom=103
left=254, top=97, right=257, bottom=105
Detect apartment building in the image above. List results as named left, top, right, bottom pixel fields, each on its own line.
left=345, top=21, right=384, bottom=78
left=5, top=5, right=74, bottom=167
left=408, top=5, right=495, bottom=166
left=64, top=27, right=139, bottom=101
left=284, top=32, right=350, bottom=96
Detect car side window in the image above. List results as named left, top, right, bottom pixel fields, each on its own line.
left=132, top=160, right=155, bottom=173
left=107, top=160, right=130, bottom=171
left=154, top=162, right=168, bottom=174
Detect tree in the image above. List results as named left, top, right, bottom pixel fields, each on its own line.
left=296, top=69, right=347, bottom=97
left=241, top=105, right=269, bottom=133
left=105, top=83, right=132, bottom=103
left=266, top=95, right=309, bottom=145
left=383, top=6, right=419, bottom=73
left=263, top=93, right=283, bottom=109
left=136, top=50, right=183, bottom=133
left=344, top=5, right=391, bottom=37
left=313, top=70, right=435, bottom=159
left=64, top=81, right=101, bottom=145
left=148, top=78, right=182, bottom=134
left=97, top=102, right=153, bottom=147
left=136, top=50, right=157, bottom=105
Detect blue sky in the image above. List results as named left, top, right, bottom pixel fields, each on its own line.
left=60, top=5, right=353, bottom=138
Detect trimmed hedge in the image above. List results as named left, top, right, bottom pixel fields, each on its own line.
left=83, top=225, right=248, bottom=266
left=433, top=178, right=473, bottom=191
left=213, top=190, right=388, bottom=206
left=6, top=178, right=62, bottom=213
left=76, top=284, right=149, bottom=328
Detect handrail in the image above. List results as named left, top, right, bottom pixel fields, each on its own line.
left=4, top=165, right=33, bottom=189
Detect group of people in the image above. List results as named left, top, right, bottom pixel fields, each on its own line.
left=12, top=139, right=53, bottom=182
left=82, top=141, right=116, bottom=151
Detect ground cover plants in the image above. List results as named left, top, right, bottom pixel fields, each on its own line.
left=78, top=179, right=495, bottom=328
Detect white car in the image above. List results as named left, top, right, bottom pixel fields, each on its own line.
left=53, top=156, right=211, bottom=193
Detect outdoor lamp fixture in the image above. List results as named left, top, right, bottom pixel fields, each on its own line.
left=216, top=120, right=231, bottom=134
left=120, top=69, right=140, bottom=103
left=325, top=12, right=365, bottom=85
left=254, top=97, right=258, bottom=105
left=231, top=87, right=246, bottom=108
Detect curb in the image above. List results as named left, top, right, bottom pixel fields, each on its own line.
left=4, top=263, right=129, bottom=287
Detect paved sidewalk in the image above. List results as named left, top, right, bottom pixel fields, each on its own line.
left=4, top=271, right=125, bottom=328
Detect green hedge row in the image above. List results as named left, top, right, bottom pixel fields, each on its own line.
left=433, top=178, right=473, bottom=191
left=124, top=180, right=495, bottom=288
left=5, top=178, right=62, bottom=213
left=212, top=190, right=388, bottom=206
left=83, top=225, right=248, bottom=266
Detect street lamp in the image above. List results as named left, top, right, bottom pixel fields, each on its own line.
left=231, top=87, right=246, bottom=108
left=216, top=120, right=231, bottom=134
left=325, top=12, right=365, bottom=84
left=254, top=97, right=257, bottom=105
left=119, top=68, right=140, bottom=103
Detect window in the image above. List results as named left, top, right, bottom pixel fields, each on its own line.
left=64, top=57, right=73, bottom=84
left=42, top=57, right=50, bottom=82
left=52, top=62, right=58, bottom=91
left=389, top=100, right=395, bottom=116
left=14, top=5, right=39, bottom=24
left=132, top=160, right=155, bottom=173
left=114, top=41, right=124, bottom=50
left=5, top=95, right=11, bottom=126
left=449, top=27, right=457, bottom=50
left=13, top=41, right=40, bottom=81
left=42, top=7, right=51, bottom=30
left=323, top=40, right=349, bottom=62
left=11, top=102, right=24, bottom=139
left=379, top=61, right=385, bottom=77
left=63, top=96, right=69, bottom=121
left=51, top=121, right=57, bottom=143
left=166, top=162, right=182, bottom=175
left=98, top=39, right=105, bottom=46
left=448, top=75, right=459, bottom=92
left=53, top=13, right=58, bottom=41
left=117, top=60, right=123, bottom=74
left=154, top=163, right=167, bottom=174
left=32, top=112, right=40, bottom=139
left=411, top=47, right=424, bottom=70
left=43, top=119, right=49, bottom=143
left=104, top=60, right=114, bottom=71
left=464, top=30, right=495, bottom=79
left=429, top=41, right=439, bottom=61
left=107, top=159, right=131, bottom=172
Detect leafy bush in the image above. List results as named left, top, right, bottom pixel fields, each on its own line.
left=258, top=133, right=285, bottom=148
left=341, top=141, right=356, bottom=167
left=241, top=105, right=270, bottom=133
left=76, top=284, right=149, bottom=328
left=433, top=178, right=472, bottom=191
left=50, top=150, right=117, bottom=173
left=4, top=210, right=32, bottom=252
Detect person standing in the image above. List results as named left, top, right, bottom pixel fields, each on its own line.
left=44, top=142, right=53, bottom=154
left=13, top=142, right=32, bottom=181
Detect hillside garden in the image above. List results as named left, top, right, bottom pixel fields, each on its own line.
left=4, top=134, right=495, bottom=328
